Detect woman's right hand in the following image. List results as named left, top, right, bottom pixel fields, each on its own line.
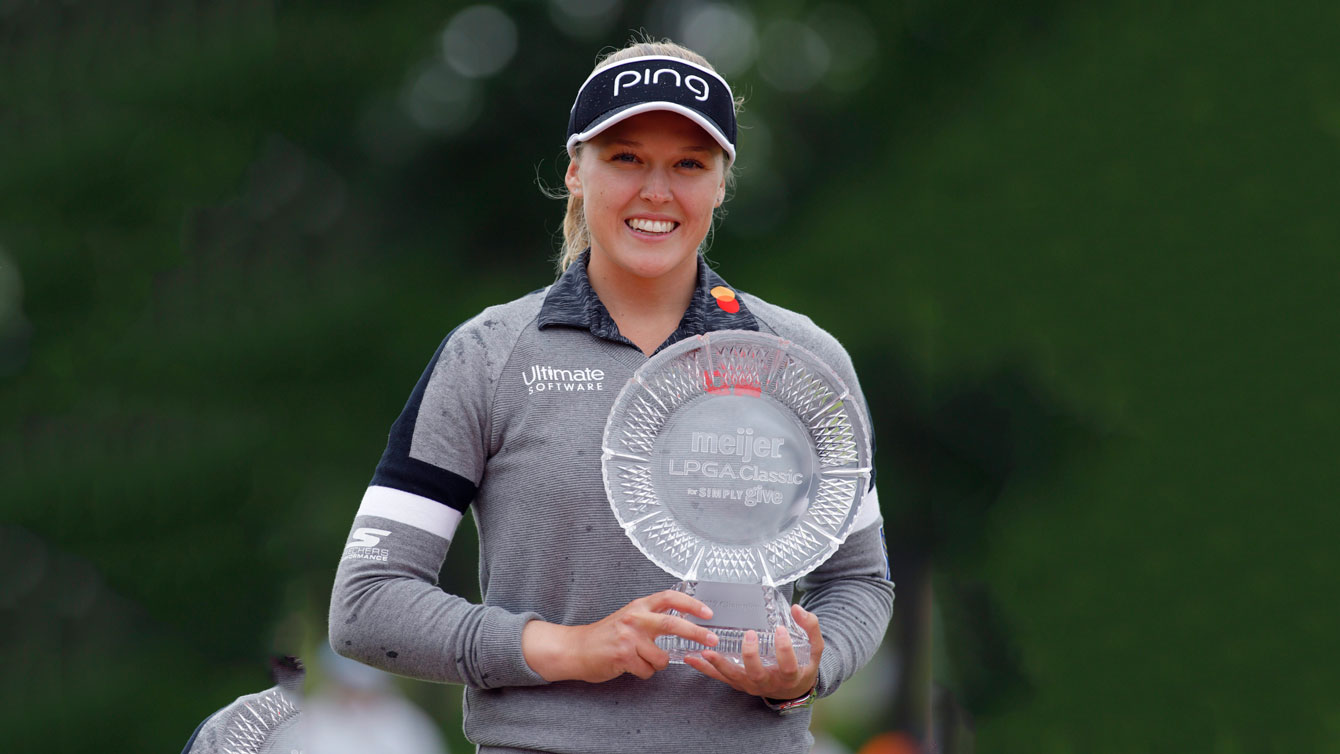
left=522, top=590, right=719, bottom=682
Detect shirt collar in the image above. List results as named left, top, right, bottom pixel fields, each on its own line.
left=538, top=250, right=759, bottom=353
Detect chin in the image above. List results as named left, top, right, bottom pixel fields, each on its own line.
left=634, top=257, right=695, bottom=281
left=612, top=246, right=697, bottom=280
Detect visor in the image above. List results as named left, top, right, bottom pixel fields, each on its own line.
left=566, top=55, right=737, bottom=163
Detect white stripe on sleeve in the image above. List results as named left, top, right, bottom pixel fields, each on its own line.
left=851, top=484, right=882, bottom=533
left=357, top=485, right=464, bottom=541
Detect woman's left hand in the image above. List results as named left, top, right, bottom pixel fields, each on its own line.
left=683, top=603, right=823, bottom=701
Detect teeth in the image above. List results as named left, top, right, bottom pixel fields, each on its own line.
left=627, top=218, right=677, bottom=234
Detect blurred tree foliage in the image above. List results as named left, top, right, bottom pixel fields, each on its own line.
left=1, top=1, right=1336, bottom=753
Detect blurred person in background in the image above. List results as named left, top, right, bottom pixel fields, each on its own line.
left=305, top=643, right=449, bottom=754
left=179, top=649, right=447, bottom=754
left=329, top=37, right=892, bottom=754
left=180, top=657, right=304, bottom=754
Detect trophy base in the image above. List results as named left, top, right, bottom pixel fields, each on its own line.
left=656, top=580, right=810, bottom=667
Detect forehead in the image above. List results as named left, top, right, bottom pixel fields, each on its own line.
left=592, top=110, right=720, bottom=153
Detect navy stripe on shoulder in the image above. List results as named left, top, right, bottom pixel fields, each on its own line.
left=369, top=327, right=479, bottom=513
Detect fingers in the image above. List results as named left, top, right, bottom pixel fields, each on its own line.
left=741, top=630, right=768, bottom=685
left=622, top=593, right=718, bottom=646
left=682, top=609, right=823, bottom=698
left=699, top=648, right=747, bottom=689
left=567, top=591, right=727, bottom=684
left=683, top=653, right=731, bottom=684
left=774, top=625, right=800, bottom=677
left=692, top=621, right=815, bottom=695
left=793, top=604, right=824, bottom=666
left=624, top=653, right=659, bottom=680
left=643, top=589, right=714, bottom=621
left=596, top=591, right=723, bottom=683
left=637, top=640, right=671, bottom=673
left=642, top=612, right=719, bottom=648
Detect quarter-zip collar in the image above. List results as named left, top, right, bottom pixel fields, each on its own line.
left=538, top=250, right=759, bottom=354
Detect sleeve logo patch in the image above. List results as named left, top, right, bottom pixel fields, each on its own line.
left=344, top=527, right=391, bottom=562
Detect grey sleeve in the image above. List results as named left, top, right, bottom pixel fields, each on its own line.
left=328, top=310, right=548, bottom=690
left=329, top=514, right=548, bottom=689
left=803, top=337, right=894, bottom=698
left=798, top=517, right=894, bottom=698
left=755, top=305, right=895, bottom=698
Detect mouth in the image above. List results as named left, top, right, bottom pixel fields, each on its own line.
left=625, top=218, right=679, bottom=236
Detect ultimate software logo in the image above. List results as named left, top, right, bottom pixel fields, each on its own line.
left=521, top=363, right=606, bottom=395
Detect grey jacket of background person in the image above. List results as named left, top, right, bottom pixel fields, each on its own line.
left=182, top=659, right=303, bottom=754
left=329, top=253, right=894, bottom=754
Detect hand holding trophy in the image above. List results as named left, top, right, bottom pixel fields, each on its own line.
left=602, top=330, right=872, bottom=669
left=686, top=602, right=826, bottom=703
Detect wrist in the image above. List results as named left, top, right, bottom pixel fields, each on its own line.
left=766, top=669, right=819, bottom=704
left=521, top=620, right=573, bottom=682
left=763, top=685, right=816, bottom=715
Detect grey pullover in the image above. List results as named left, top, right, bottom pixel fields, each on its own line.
left=330, top=255, right=894, bottom=754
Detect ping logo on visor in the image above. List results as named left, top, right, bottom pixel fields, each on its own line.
left=612, top=66, right=711, bottom=101
left=566, top=55, right=737, bottom=163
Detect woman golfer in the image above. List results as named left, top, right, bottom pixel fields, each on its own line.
left=330, top=39, right=893, bottom=754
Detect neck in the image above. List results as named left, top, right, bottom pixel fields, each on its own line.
left=586, top=252, right=698, bottom=355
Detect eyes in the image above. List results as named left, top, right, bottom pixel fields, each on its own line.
left=609, top=151, right=707, bottom=170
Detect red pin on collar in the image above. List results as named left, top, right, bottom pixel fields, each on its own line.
left=710, top=285, right=740, bottom=313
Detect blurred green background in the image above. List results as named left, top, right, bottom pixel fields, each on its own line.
left=1, top=1, right=1336, bottom=752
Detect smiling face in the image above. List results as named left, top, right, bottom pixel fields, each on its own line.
left=565, top=110, right=727, bottom=288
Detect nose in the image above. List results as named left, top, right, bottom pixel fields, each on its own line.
left=640, top=167, right=672, bottom=204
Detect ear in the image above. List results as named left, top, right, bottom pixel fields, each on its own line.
left=565, top=159, right=582, bottom=197
left=715, top=174, right=726, bottom=207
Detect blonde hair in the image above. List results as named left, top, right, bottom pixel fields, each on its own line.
left=553, top=38, right=739, bottom=273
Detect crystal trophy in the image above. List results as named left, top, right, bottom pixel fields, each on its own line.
left=602, top=331, right=872, bottom=666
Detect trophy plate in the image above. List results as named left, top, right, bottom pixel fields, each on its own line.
left=603, top=331, right=871, bottom=586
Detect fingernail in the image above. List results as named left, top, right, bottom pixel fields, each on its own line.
left=707, top=632, right=719, bottom=646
